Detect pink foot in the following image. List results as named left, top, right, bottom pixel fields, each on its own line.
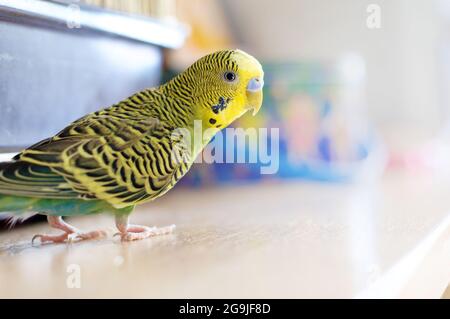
left=32, top=230, right=106, bottom=245
left=32, top=232, right=69, bottom=244
left=117, top=224, right=176, bottom=241
left=31, top=216, right=106, bottom=245
left=67, top=230, right=107, bottom=242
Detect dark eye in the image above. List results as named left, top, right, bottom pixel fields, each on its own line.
left=224, top=71, right=236, bottom=82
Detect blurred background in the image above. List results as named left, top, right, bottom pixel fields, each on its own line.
left=0, top=0, right=449, bottom=217
left=173, top=0, right=450, bottom=184
left=0, top=0, right=449, bottom=298
left=1, top=0, right=450, bottom=184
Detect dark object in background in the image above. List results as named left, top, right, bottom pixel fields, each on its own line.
left=0, top=0, right=186, bottom=150
left=0, top=0, right=186, bottom=230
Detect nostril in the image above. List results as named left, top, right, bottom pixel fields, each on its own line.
left=247, top=77, right=264, bottom=92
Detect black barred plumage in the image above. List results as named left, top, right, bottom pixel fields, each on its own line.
left=0, top=87, right=194, bottom=208
left=0, top=49, right=264, bottom=235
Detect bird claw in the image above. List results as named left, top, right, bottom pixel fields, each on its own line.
left=31, top=233, right=69, bottom=245
left=69, top=230, right=107, bottom=242
left=31, top=234, right=43, bottom=246
left=115, top=224, right=176, bottom=241
left=31, top=230, right=106, bottom=245
left=67, top=233, right=79, bottom=243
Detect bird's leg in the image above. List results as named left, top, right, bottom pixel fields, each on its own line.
left=32, top=216, right=106, bottom=244
left=115, top=214, right=176, bottom=241
left=32, top=216, right=75, bottom=244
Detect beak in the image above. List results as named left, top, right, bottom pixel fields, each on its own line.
left=247, top=77, right=264, bottom=92
left=246, top=77, right=264, bottom=116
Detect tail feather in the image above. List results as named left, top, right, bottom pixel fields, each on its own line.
left=0, top=162, right=122, bottom=218
left=0, top=161, right=85, bottom=220
left=0, top=194, right=40, bottom=228
left=0, top=159, right=79, bottom=199
left=0, top=212, right=38, bottom=228
left=0, top=161, right=45, bottom=226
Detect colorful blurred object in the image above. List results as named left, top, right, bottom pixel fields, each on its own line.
left=178, top=56, right=381, bottom=186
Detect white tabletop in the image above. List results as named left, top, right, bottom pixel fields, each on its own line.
left=0, top=170, right=449, bottom=298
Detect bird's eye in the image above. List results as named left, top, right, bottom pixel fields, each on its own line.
left=224, top=71, right=237, bottom=82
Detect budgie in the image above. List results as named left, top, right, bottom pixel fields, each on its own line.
left=0, top=49, right=264, bottom=243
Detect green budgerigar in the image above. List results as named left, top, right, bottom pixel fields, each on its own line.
left=0, top=49, right=264, bottom=242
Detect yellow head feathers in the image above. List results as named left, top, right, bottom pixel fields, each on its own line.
left=164, top=49, right=264, bottom=130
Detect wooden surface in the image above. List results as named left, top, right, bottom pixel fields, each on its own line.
left=0, top=172, right=449, bottom=298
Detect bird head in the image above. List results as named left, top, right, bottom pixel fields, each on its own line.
left=177, top=49, right=264, bottom=129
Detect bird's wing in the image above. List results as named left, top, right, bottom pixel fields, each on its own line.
left=3, top=105, right=188, bottom=207
left=0, top=160, right=79, bottom=198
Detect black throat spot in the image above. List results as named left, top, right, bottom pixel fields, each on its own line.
left=211, top=97, right=230, bottom=114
